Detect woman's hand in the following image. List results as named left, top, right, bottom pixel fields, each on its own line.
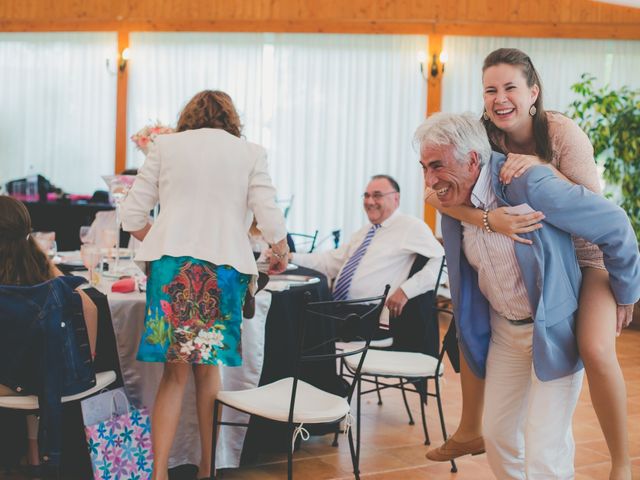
left=268, top=255, right=288, bottom=274
left=267, top=239, right=289, bottom=274
left=616, top=304, right=635, bottom=336
left=487, top=207, right=545, bottom=245
left=424, top=188, right=438, bottom=207
left=500, top=153, right=544, bottom=184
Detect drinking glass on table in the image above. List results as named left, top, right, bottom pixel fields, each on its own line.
left=32, top=231, right=57, bottom=259
left=100, top=228, right=118, bottom=253
left=79, top=226, right=92, bottom=244
left=100, top=228, right=119, bottom=276
left=81, top=244, right=102, bottom=287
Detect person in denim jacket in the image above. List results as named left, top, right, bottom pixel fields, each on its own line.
left=0, top=196, right=98, bottom=472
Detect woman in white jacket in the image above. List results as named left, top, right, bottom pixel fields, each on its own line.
left=121, top=90, right=289, bottom=480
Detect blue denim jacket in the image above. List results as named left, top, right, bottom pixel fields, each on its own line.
left=0, top=276, right=96, bottom=465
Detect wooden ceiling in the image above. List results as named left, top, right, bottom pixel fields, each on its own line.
left=2, top=0, right=640, bottom=39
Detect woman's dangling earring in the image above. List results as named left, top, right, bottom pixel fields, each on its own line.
left=483, top=111, right=489, bottom=121
left=529, top=105, right=537, bottom=116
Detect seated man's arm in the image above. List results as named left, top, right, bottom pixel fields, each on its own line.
left=388, top=220, right=445, bottom=315
left=291, top=241, right=351, bottom=280
left=510, top=166, right=640, bottom=306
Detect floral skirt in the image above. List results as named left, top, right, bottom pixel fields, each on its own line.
left=137, top=256, right=250, bottom=366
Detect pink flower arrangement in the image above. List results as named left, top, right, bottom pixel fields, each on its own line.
left=131, top=122, right=174, bottom=154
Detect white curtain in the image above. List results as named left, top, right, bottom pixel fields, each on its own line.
left=441, top=36, right=640, bottom=115
left=267, top=34, right=427, bottom=245
left=127, top=33, right=427, bottom=243
left=0, top=33, right=118, bottom=194
left=127, top=33, right=267, bottom=167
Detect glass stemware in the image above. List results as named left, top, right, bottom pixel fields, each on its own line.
left=100, top=228, right=119, bottom=277
left=79, top=226, right=92, bottom=244
left=32, top=231, right=57, bottom=259
left=81, top=244, right=102, bottom=287
left=103, top=175, right=135, bottom=276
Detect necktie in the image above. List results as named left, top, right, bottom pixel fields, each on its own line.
left=332, top=224, right=381, bottom=300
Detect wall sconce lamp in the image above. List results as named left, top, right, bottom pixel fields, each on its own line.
left=119, top=47, right=130, bottom=72
left=433, top=51, right=448, bottom=77
left=419, top=51, right=448, bottom=80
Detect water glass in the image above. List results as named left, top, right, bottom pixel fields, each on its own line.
left=32, top=231, right=57, bottom=258
left=100, top=228, right=118, bottom=251
left=81, top=244, right=102, bottom=287
left=79, top=226, right=92, bottom=244
left=47, top=240, right=58, bottom=260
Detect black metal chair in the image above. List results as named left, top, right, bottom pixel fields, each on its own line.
left=287, top=230, right=319, bottom=253
left=210, top=285, right=390, bottom=480
left=338, top=255, right=441, bottom=414
left=340, top=257, right=460, bottom=473
left=0, top=277, right=117, bottom=476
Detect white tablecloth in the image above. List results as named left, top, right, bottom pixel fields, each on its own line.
left=75, top=265, right=271, bottom=469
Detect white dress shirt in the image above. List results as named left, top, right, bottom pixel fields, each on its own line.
left=461, top=165, right=532, bottom=320
left=292, top=210, right=444, bottom=300
left=121, top=128, right=287, bottom=277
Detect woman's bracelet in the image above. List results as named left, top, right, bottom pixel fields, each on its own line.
left=271, top=248, right=290, bottom=259
left=482, top=209, right=494, bottom=234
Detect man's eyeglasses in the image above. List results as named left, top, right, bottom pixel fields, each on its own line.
left=362, top=191, right=397, bottom=200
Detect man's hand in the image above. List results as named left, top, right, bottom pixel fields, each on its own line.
left=616, top=304, right=635, bottom=336
left=385, top=288, right=409, bottom=318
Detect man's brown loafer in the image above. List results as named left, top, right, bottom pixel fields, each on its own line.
left=425, top=436, right=485, bottom=461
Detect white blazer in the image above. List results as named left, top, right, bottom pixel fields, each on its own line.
left=121, top=128, right=287, bottom=277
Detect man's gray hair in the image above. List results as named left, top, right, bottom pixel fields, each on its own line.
left=414, top=112, right=492, bottom=166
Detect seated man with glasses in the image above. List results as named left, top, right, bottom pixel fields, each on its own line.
left=280, top=174, right=443, bottom=321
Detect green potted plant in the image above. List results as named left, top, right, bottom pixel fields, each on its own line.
left=568, top=74, right=640, bottom=327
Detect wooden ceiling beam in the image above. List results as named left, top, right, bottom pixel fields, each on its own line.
left=1, top=20, right=639, bottom=39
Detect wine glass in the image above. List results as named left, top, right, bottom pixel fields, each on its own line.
left=32, top=231, right=57, bottom=259
left=48, top=240, right=58, bottom=260
left=108, top=176, right=134, bottom=275
left=80, top=244, right=102, bottom=287
left=100, top=228, right=119, bottom=277
left=79, top=226, right=92, bottom=245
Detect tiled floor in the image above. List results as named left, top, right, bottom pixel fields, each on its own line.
left=3, top=326, right=639, bottom=479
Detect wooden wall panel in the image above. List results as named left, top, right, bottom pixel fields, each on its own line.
left=1, top=0, right=639, bottom=38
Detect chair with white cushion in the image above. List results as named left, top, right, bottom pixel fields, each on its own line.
left=0, top=371, right=117, bottom=477
left=210, top=285, right=390, bottom=480
left=342, top=257, right=460, bottom=473
left=344, top=309, right=458, bottom=472
left=0, top=371, right=117, bottom=411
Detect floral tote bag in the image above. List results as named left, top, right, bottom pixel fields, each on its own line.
left=81, top=388, right=153, bottom=479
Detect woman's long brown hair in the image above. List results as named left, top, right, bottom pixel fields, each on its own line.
left=0, top=196, right=54, bottom=285
left=482, top=48, right=552, bottom=162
